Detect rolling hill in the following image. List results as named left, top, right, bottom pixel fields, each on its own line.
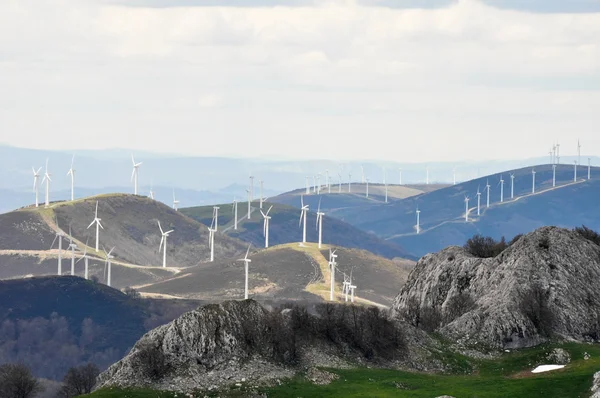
left=329, top=164, right=600, bottom=257
left=180, top=201, right=413, bottom=260
left=138, top=243, right=413, bottom=307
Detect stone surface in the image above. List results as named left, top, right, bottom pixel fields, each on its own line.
left=391, top=227, right=600, bottom=348
left=591, top=371, right=600, bottom=398
left=546, top=348, right=571, bottom=365
left=305, top=367, right=339, bottom=385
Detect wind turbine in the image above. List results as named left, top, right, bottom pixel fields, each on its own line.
left=348, top=173, right=352, bottom=193
left=67, top=155, right=75, bottom=201
left=232, top=198, right=239, bottom=230
left=349, top=284, right=357, bottom=303
left=338, top=173, right=342, bottom=193
left=208, top=226, right=216, bottom=262
left=213, top=205, right=220, bottom=231
left=588, top=158, right=592, bottom=180
left=326, top=169, right=331, bottom=194
left=343, top=273, right=350, bottom=302
left=464, top=195, right=469, bottom=222
left=532, top=168, right=536, bottom=193
left=103, top=247, right=115, bottom=287
left=249, top=175, right=254, bottom=203
left=305, top=176, right=310, bottom=195
left=158, top=221, right=174, bottom=268
left=131, top=155, right=142, bottom=195
left=149, top=179, right=155, bottom=200
left=50, top=224, right=65, bottom=275
left=313, top=175, right=317, bottom=193
left=476, top=186, right=481, bottom=216
left=399, top=168, right=403, bottom=185
left=453, top=167, right=456, bottom=185
left=42, top=159, right=51, bottom=207
left=299, top=196, right=309, bottom=244
left=416, top=207, right=421, bottom=234
left=32, top=166, right=42, bottom=207
left=552, top=165, right=557, bottom=187
left=510, top=174, right=515, bottom=199
left=87, top=201, right=103, bottom=252
left=260, top=205, right=273, bottom=248
left=259, top=180, right=264, bottom=209
left=316, top=199, right=325, bottom=249
left=172, top=190, right=180, bottom=211
left=67, top=225, right=78, bottom=276
left=238, top=245, right=252, bottom=299
left=75, top=238, right=90, bottom=280
left=365, top=178, right=369, bottom=198
left=578, top=139, right=581, bottom=166
left=556, top=143, right=561, bottom=164
left=329, top=249, right=337, bottom=302
left=316, top=174, right=321, bottom=195
left=499, top=175, right=505, bottom=203
left=485, top=179, right=491, bottom=208
left=574, top=161, right=578, bottom=182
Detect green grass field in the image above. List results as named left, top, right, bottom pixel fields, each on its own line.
left=85, top=342, right=600, bottom=398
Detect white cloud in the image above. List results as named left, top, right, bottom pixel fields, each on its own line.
left=0, top=0, right=599, bottom=162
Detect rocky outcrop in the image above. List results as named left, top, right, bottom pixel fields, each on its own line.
left=391, top=227, right=600, bottom=348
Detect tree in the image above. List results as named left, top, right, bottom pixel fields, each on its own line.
left=0, top=363, right=43, bottom=398
left=463, top=234, right=507, bottom=258
left=58, top=363, right=99, bottom=397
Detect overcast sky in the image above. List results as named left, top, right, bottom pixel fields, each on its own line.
left=1, top=0, right=599, bottom=162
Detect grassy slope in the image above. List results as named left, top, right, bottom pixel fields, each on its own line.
left=86, top=342, right=600, bottom=398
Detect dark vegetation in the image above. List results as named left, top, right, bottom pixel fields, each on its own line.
left=0, top=363, right=42, bottom=398
left=399, top=293, right=477, bottom=333
left=463, top=234, right=508, bottom=258
left=0, top=277, right=200, bottom=381
left=519, top=284, right=555, bottom=338
left=574, top=225, right=600, bottom=246
left=135, top=341, right=171, bottom=381
left=58, top=364, right=100, bottom=398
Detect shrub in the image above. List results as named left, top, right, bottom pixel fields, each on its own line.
left=444, top=293, right=476, bottom=323
left=135, top=341, right=170, bottom=381
left=399, top=296, right=421, bottom=328
left=538, top=236, right=550, bottom=250
left=123, top=286, right=140, bottom=300
left=574, top=225, right=600, bottom=246
left=58, top=363, right=99, bottom=397
left=463, top=234, right=507, bottom=258
left=419, top=307, right=443, bottom=333
left=0, top=363, right=43, bottom=398
left=519, top=284, right=554, bottom=337
left=509, top=234, right=523, bottom=246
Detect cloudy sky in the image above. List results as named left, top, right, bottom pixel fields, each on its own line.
left=1, top=0, right=599, bottom=162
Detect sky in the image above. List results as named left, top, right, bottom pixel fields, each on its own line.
left=0, top=0, right=599, bottom=162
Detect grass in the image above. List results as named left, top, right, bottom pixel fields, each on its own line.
left=85, top=342, right=600, bottom=398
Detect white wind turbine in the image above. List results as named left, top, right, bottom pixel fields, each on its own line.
left=416, top=207, right=421, bottom=234
left=476, top=186, right=481, bottom=216
left=588, top=158, right=592, bottom=180
left=316, top=198, right=325, bottom=249
left=208, top=210, right=217, bottom=262
left=50, top=224, right=65, bottom=275
left=343, top=273, right=350, bottom=302
left=87, top=201, right=103, bottom=252
left=246, top=189, right=252, bottom=220
left=299, top=195, right=309, bottom=244
left=326, top=169, right=331, bottom=193
left=485, top=179, right=491, bottom=208
left=365, top=178, right=369, bottom=198
left=232, top=198, right=239, bottom=230
left=499, top=175, right=505, bottom=203
left=158, top=221, right=174, bottom=268
left=316, top=173, right=322, bottom=195
left=510, top=173, right=515, bottom=199
left=556, top=143, right=561, bottom=164
left=213, top=205, right=220, bottom=231
left=75, top=238, right=90, bottom=280
left=574, top=161, right=578, bottom=182
left=348, top=173, right=352, bottom=193
left=399, top=168, right=403, bottom=185
left=67, top=226, right=78, bottom=276
left=67, top=155, right=75, bottom=201
left=349, top=283, right=357, bottom=303
left=238, top=245, right=252, bottom=300
left=32, top=166, right=42, bottom=208
left=131, top=155, right=142, bottom=195
left=249, top=175, right=254, bottom=203
left=172, top=190, right=180, bottom=211
left=338, top=173, right=342, bottom=193
left=464, top=195, right=469, bottom=222
left=42, top=158, right=51, bottom=207
left=260, top=205, right=273, bottom=248
left=103, top=247, right=115, bottom=287
left=532, top=168, right=536, bottom=193
left=329, top=249, right=337, bottom=302
left=149, top=179, right=155, bottom=200
left=259, top=180, right=264, bottom=209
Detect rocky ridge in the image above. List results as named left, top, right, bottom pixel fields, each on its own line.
left=391, top=226, right=600, bottom=349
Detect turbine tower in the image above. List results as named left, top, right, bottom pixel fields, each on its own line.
left=499, top=175, right=505, bottom=203
left=67, top=226, right=78, bottom=276
left=486, top=179, right=491, bottom=208
left=510, top=174, right=515, bottom=199
left=476, top=187, right=481, bottom=216
left=552, top=165, right=556, bottom=187
left=329, top=249, right=337, bottom=302
left=349, top=284, right=357, bottom=303
left=131, top=155, right=142, bottom=195
left=574, top=161, right=578, bottom=182
left=208, top=226, right=216, bottom=263
left=32, top=166, right=42, bottom=208
left=87, top=201, right=103, bottom=252
left=158, top=221, right=174, bottom=268
left=305, top=176, right=310, bottom=195
left=464, top=195, right=469, bottom=222
left=338, top=173, right=342, bottom=193
left=149, top=179, right=155, bottom=200
left=532, top=169, right=536, bottom=193
left=416, top=207, right=421, bottom=234
left=172, top=190, right=180, bottom=211
left=103, top=247, right=115, bottom=287
left=365, top=178, right=369, bottom=198
left=588, top=158, right=592, bottom=180
left=299, top=196, right=309, bottom=244
left=260, top=205, right=273, bottom=248
left=348, top=173, right=352, bottom=193
left=67, top=155, right=75, bottom=201
left=75, top=239, right=90, bottom=280
left=42, top=159, right=51, bottom=208
left=259, top=180, right=264, bottom=209
left=232, top=198, right=239, bottom=230
left=399, top=168, right=403, bottom=185
left=246, top=189, right=252, bottom=220
left=238, top=245, right=252, bottom=300
left=249, top=175, right=254, bottom=203
left=51, top=225, right=65, bottom=275
left=556, top=143, right=561, bottom=164
left=316, top=199, right=325, bottom=249
left=213, top=205, right=220, bottom=231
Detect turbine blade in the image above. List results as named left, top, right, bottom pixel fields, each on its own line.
left=159, top=236, right=164, bottom=252
left=97, top=220, right=104, bottom=229
left=95, top=201, right=99, bottom=217
left=166, top=230, right=174, bottom=234
left=87, top=219, right=95, bottom=229
left=266, top=205, right=273, bottom=216
left=158, top=220, right=164, bottom=234
left=245, top=245, right=251, bottom=260
left=131, top=168, right=135, bottom=182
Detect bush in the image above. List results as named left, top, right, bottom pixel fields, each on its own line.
left=444, top=293, right=476, bottom=323
left=509, top=234, right=523, bottom=246
left=135, top=341, right=170, bottom=381
left=0, top=363, right=43, bottom=398
left=123, top=287, right=140, bottom=300
left=519, top=284, right=554, bottom=337
left=574, top=225, right=600, bottom=246
left=58, top=363, right=99, bottom=397
left=400, top=296, right=421, bottom=328
left=463, top=234, right=507, bottom=258
left=419, top=307, right=443, bottom=333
